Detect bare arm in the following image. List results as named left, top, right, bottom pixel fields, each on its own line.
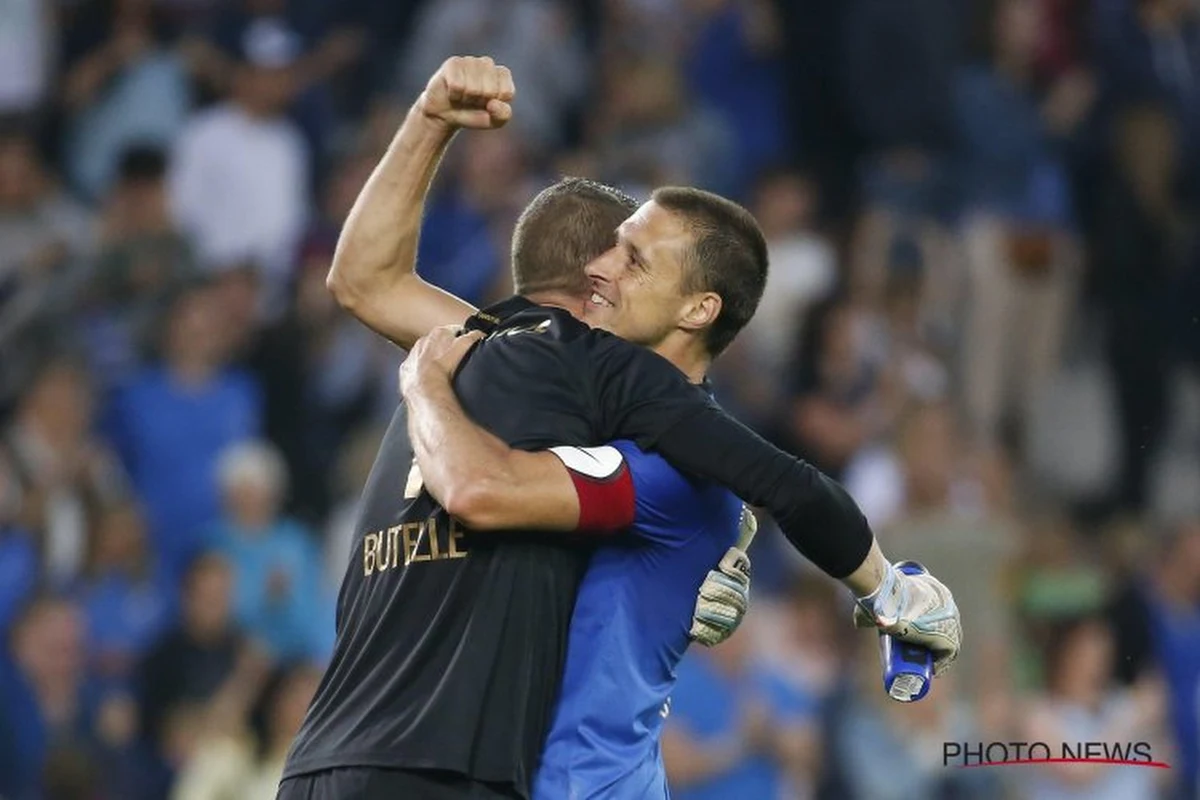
left=326, top=57, right=514, bottom=349
left=402, top=331, right=584, bottom=532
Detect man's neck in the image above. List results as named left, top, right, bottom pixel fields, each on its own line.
left=523, top=290, right=585, bottom=318
left=651, top=333, right=710, bottom=385
left=522, top=291, right=710, bottom=384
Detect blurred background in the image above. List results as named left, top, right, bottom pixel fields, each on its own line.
left=0, top=0, right=1197, bottom=797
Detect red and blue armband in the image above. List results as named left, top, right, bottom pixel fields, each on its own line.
left=548, top=445, right=636, bottom=532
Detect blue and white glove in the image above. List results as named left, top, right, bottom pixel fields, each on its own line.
left=853, top=560, right=961, bottom=676
left=690, top=507, right=757, bottom=647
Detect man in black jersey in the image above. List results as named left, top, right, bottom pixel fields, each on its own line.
left=279, top=57, right=961, bottom=800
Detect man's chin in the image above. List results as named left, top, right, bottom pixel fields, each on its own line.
left=581, top=306, right=616, bottom=332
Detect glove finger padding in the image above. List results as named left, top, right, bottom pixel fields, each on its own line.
left=853, top=565, right=962, bottom=677
left=689, top=547, right=752, bottom=647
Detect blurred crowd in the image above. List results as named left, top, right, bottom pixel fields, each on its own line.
left=0, top=0, right=1198, bottom=798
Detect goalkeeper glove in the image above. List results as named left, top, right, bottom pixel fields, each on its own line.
left=853, top=560, right=961, bottom=676
left=690, top=507, right=757, bottom=647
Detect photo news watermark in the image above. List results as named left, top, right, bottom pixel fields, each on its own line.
left=943, top=741, right=1170, bottom=769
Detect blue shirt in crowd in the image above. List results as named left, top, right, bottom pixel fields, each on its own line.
left=535, top=440, right=742, bottom=800
left=669, top=655, right=816, bottom=800
left=953, top=66, right=1074, bottom=227
left=0, top=529, right=37, bottom=635
left=212, top=518, right=332, bottom=663
left=74, top=569, right=173, bottom=690
left=107, top=367, right=261, bottom=579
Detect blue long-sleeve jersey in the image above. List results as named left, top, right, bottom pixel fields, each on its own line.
left=535, top=440, right=741, bottom=800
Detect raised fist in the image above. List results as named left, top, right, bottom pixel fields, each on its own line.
left=419, top=56, right=515, bottom=131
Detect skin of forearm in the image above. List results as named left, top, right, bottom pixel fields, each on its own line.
left=841, top=538, right=889, bottom=597
left=326, top=103, right=471, bottom=348
left=405, top=367, right=504, bottom=513
left=405, top=367, right=582, bottom=532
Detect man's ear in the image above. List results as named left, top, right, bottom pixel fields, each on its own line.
left=678, top=292, right=721, bottom=334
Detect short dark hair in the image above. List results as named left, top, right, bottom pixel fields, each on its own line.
left=511, top=177, right=638, bottom=297
left=117, top=144, right=168, bottom=183
left=651, top=187, right=768, bottom=357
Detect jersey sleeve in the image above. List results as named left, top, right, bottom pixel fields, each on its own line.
left=546, top=444, right=636, bottom=533
left=607, top=440, right=695, bottom=547
left=587, top=334, right=873, bottom=579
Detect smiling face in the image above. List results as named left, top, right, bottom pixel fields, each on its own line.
left=582, top=201, right=703, bottom=347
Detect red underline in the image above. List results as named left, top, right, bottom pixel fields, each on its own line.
left=958, top=758, right=1171, bottom=769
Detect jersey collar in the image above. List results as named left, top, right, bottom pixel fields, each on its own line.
left=462, top=295, right=540, bottom=335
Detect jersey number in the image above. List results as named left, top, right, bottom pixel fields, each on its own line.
left=404, top=463, right=424, bottom=499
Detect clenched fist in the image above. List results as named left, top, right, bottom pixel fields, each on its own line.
left=419, top=56, right=515, bottom=131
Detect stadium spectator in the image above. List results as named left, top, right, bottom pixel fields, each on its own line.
left=0, top=595, right=98, bottom=800
left=955, top=0, right=1090, bottom=452
left=61, top=0, right=192, bottom=202
left=832, top=647, right=1002, bottom=800
left=587, top=50, right=735, bottom=197
left=247, top=243, right=378, bottom=524
left=320, top=424, right=383, bottom=591
left=0, top=127, right=94, bottom=306
left=683, top=0, right=790, bottom=197
left=198, top=0, right=367, bottom=169
left=106, top=283, right=262, bottom=580
left=788, top=298, right=894, bottom=480
left=72, top=502, right=171, bottom=690
left=713, top=167, right=836, bottom=432
left=414, top=128, right=532, bottom=307
left=1092, top=105, right=1188, bottom=512
left=1092, top=0, right=1200, bottom=193
left=1133, top=520, right=1200, bottom=794
left=397, top=0, right=587, bottom=149
left=663, top=628, right=820, bottom=800
left=0, top=0, right=55, bottom=118
left=172, top=663, right=320, bottom=800
left=84, top=144, right=196, bottom=388
left=208, top=441, right=331, bottom=663
left=872, top=402, right=1018, bottom=707
left=168, top=22, right=309, bottom=314
left=0, top=354, right=131, bottom=587
left=1021, top=614, right=1166, bottom=799
left=136, top=554, right=262, bottom=758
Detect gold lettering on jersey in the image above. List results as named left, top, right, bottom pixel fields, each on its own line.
left=403, top=522, right=428, bottom=563
left=448, top=519, right=467, bottom=559
left=427, top=517, right=441, bottom=559
left=361, top=516, right=470, bottom=576
left=386, top=525, right=403, bottom=570
left=404, top=463, right=424, bottom=499
left=363, top=532, right=380, bottom=576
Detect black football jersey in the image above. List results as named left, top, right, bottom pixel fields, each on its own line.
left=283, top=296, right=872, bottom=795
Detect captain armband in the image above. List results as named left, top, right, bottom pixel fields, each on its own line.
left=547, top=445, right=636, bottom=533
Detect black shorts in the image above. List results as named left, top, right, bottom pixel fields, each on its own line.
left=276, top=767, right=524, bottom=800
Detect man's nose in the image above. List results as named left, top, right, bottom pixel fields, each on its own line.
left=585, top=247, right=621, bottom=282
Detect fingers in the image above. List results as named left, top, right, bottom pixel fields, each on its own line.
left=438, top=329, right=484, bottom=375
left=431, top=56, right=515, bottom=129
left=496, top=65, right=515, bottom=102
left=486, top=99, right=512, bottom=126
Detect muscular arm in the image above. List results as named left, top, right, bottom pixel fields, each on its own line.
left=325, top=96, right=477, bottom=348
left=405, top=365, right=583, bottom=531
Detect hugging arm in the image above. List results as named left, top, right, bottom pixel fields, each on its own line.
left=401, top=329, right=751, bottom=647
left=402, top=332, right=633, bottom=533
left=593, top=339, right=961, bottom=672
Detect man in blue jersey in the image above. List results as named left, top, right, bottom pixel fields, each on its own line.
left=401, top=326, right=746, bottom=799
